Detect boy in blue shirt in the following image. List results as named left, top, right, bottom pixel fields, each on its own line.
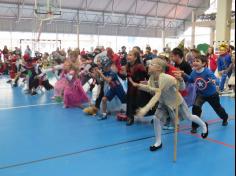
left=183, top=55, right=229, bottom=133
left=217, top=44, right=232, bottom=92
left=95, top=57, right=126, bottom=120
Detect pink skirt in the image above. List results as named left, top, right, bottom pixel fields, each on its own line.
left=63, top=79, right=89, bottom=107
left=54, top=78, right=68, bottom=97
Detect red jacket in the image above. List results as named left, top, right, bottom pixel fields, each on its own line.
left=208, top=54, right=218, bottom=72
left=166, top=64, right=188, bottom=97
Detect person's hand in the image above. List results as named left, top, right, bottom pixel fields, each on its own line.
left=208, top=78, right=216, bottom=85
left=172, top=70, right=184, bottom=81
left=136, top=108, right=146, bottom=118
left=128, top=77, right=138, bottom=87
left=140, top=80, right=148, bottom=85
left=95, top=67, right=102, bottom=75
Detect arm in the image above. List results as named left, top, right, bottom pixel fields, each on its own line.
left=138, top=83, right=158, bottom=94
left=136, top=89, right=161, bottom=117
left=42, top=64, right=63, bottom=74
left=96, top=69, right=112, bottom=83
left=178, top=80, right=186, bottom=91
left=207, top=69, right=220, bottom=85
left=128, top=77, right=157, bottom=94
left=183, top=71, right=194, bottom=83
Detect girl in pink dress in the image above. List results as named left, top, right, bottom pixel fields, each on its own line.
left=52, top=61, right=71, bottom=101
left=63, top=69, right=89, bottom=108
left=63, top=51, right=90, bottom=108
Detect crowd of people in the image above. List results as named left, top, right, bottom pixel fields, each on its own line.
left=0, top=42, right=234, bottom=151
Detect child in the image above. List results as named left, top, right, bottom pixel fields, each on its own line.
left=126, top=50, right=150, bottom=126
left=95, top=56, right=126, bottom=120
left=52, top=61, right=71, bottom=101
left=207, top=46, right=218, bottom=73
left=184, top=55, right=229, bottom=133
left=28, top=60, right=54, bottom=95
left=228, top=52, right=235, bottom=97
left=217, top=44, right=232, bottom=92
left=63, top=68, right=89, bottom=108
left=130, top=58, right=208, bottom=151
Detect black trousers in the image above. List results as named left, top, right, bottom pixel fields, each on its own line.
left=192, top=92, right=228, bottom=129
left=126, top=89, right=156, bottom=120
left=95, top=82, right=104, bottom=109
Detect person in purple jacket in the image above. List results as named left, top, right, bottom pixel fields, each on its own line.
left=183, top=55, right=229, bottom=133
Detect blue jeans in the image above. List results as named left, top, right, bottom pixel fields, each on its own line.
left=220, top=73, right=228, bottom=91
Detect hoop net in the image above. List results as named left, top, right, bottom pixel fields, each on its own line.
left=34, top=0, right=61, bottom=41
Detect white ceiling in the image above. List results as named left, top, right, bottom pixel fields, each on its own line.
left=0, top=0, right=210, bottom=37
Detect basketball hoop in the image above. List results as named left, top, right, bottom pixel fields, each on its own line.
left=34, top=0, right=61, bottom=41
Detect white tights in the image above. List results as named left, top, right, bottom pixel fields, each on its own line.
left=153, top=115, right=207, bottom=147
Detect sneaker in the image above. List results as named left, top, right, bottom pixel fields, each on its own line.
left=55, top=96, right=63, bottom=103
left=98, top=113, right=108, bottom=120
left=163, top=125, right=174, bottom=130
left=126, top=118, right=134, bottom=126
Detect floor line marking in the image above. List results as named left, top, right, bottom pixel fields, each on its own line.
left=0, top=119, right=228, bottom=170
left=0, top=103, right=60, bottom=110
left=181, top=131, right=235, bottom=149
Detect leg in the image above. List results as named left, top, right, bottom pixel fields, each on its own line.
left=42, top=80, right=53, bottom=90
left=150, top=117, right=163, bottom=151
left=95, top=82, right=104, bottom=109
left=192, top=94, right=206, bottom=132
left=153, top=117, right=162, bottom=146
left=97, top=96, right=108, bottom=120
left=219, top=73, right=228, bottom=92
left=207, top=93, right=229, bottom=126
left=126, top=94, right=135, bottom=126
left=150, top=105, right=168, bottom=151
left=180, top=102, right=208, bottom=138
left=102, top=97, right=107, bottom=114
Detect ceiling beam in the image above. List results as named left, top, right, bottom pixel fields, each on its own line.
left=103, top=0, right=113, bottom=11
left=145, top=5, right=155, bottom=16
left=141, top=0, right=208, bottom=10
left=0, top=2, right=187, bottom=21
left=126, top=0, right=139, bottom=15
left=0, top=16, right=179, bottom=29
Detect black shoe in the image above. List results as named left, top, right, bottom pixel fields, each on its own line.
left=222, top=117, right=228, bottom=126
left=201, top=122, right=208, bottom=139
left=150, top=143, right=162, bottom=152
left=6, top=80, right=12, bottom=84
left=31, top=91, right=37, bottom=96
left=126, top=118, right=134, bottom=126
left=150, top=119, right=154, bottom=124
left=191, top=127, right=198, bottom=134
left=13, top=83, right=18, bottom=87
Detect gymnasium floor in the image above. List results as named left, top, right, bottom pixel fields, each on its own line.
left=0, top=77, right=235, bottom=176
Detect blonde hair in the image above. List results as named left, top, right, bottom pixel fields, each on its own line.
left=69, top=50, right=80, bottom=58
left=151, top=58, right=168, bottom=72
